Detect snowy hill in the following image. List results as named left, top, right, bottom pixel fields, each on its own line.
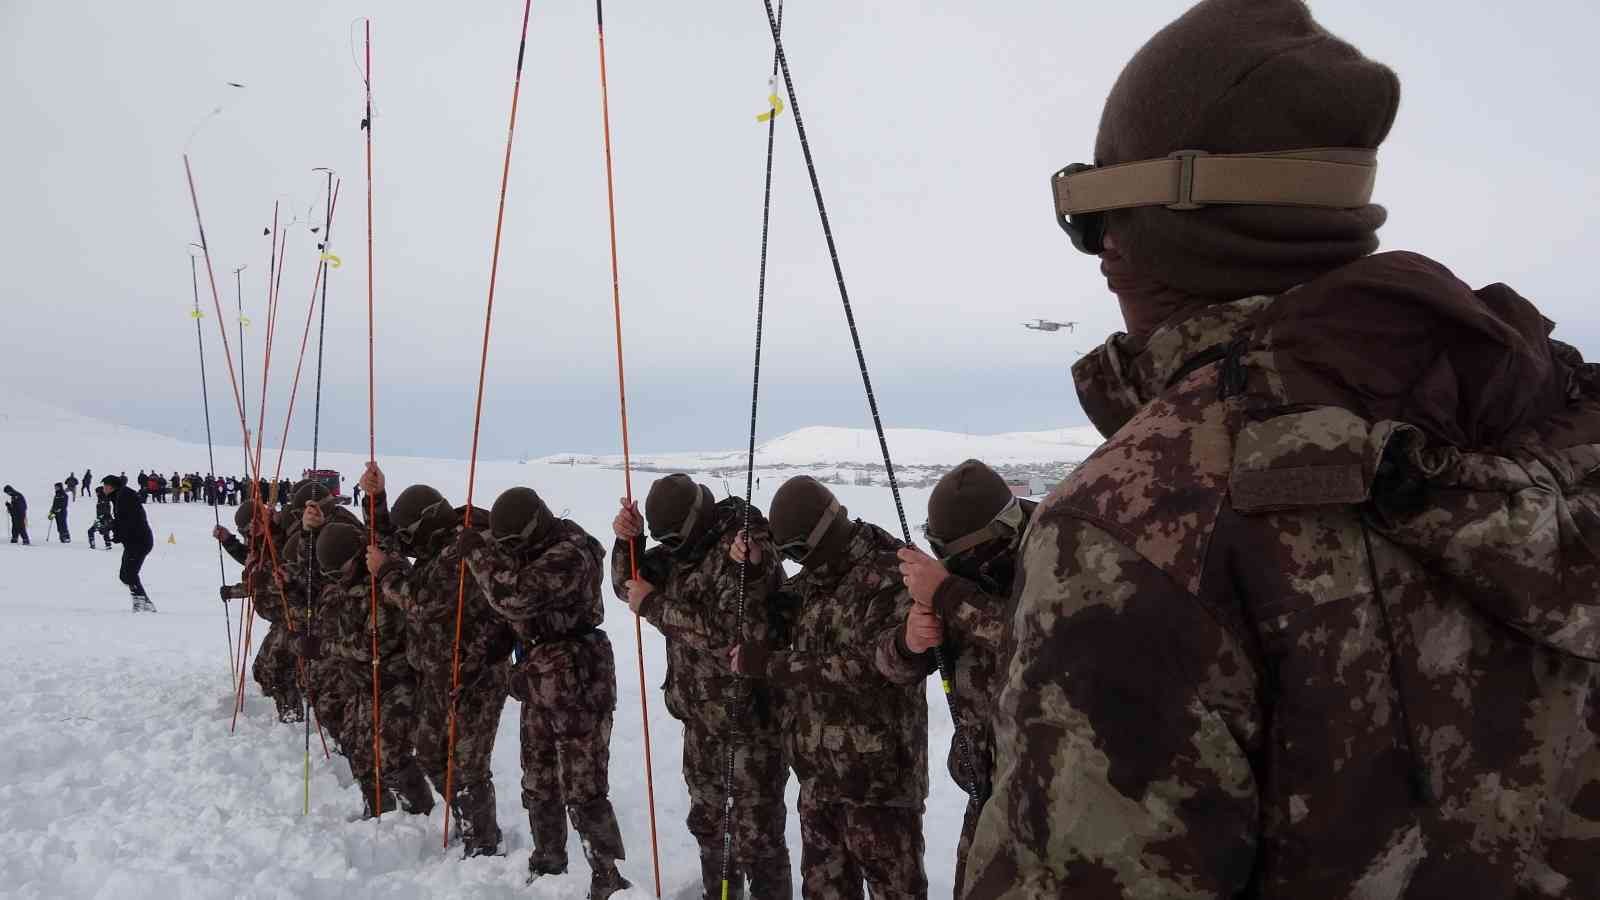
left=540, top=423, right=1102, bottom=490
left=0, top=393, right=977, bottom=898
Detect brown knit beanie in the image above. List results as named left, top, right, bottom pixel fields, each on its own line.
left=315, top=523, right=366, bottom=575
left=770, top=476, right=854, bottom=569
left=644, top=475, right=712, bottom=543
left=235, top=500, right=260, bottom=534
left=1096, top=0, right=1400, bottom=298
left=927, top=460, right=1013, bottom=549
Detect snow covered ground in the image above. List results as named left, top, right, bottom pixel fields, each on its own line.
left=0, top=394, right=995, bottom=899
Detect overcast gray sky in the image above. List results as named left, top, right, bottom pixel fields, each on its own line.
left=4, top=1, right=1597, bottom=461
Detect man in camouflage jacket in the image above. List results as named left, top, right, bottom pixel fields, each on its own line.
left=214, top=499, right=304, bottom=724
left=463, top=486, right=631, bottom=899
left=362, top=463, right=514, bottom=858
left=612, top=474, right=792, bottom=900
left=878, top=460, right=1033, bottom=894
left=297, top=523, right=433, bottom=819
left=731, top=476, right=928, bottom=899
left=968, top=2, right=1600, bottom=897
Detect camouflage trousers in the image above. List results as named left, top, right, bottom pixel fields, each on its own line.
left=798, top=794, right=927, bottom=900
left=338, top=669, right=434, bottom=817
left=516, top=632, right=625, bottom=873
left=411, top=663, right=510, bottom=855
left=682, top=722, right=792, bottom=900
left=946, top=725, right=992, bottom=896
left=305, top=655, right=347, bottom=750
left=251, top=623, right=303, bottom=723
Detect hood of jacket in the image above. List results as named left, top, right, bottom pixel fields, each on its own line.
left=1074, top=250, right=1600, bottom=660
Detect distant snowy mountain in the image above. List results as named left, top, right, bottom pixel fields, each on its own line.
left=538, top=423, right=1102, bottom=489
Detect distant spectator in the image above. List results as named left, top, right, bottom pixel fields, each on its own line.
left=64, top=473, right=79, bottom=501
left=81, top=469, right=93, bottom=498
left=4, top=486, right=29, bottom=545
left=49, top=483, right=69, bottom=543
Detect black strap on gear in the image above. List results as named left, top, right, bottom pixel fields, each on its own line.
left=757, top=0, right=984, bottom=805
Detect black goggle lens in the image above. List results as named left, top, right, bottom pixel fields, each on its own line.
left=777, top=539, right=811, bottom=563
left=1054, top=163, right=1106, bottom=256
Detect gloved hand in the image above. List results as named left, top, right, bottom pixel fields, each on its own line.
left=213, top=526, right=231, bottom=543
left=456, top=527, right=488, bottom=558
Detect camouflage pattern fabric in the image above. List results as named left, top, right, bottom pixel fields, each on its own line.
left=251, top=624, right=304, bottom=723
left=460, top=518, right=627, bottom=872
left=798, top=793, right=927, bottom=900
left=373, top=503, right=516, bottom=854
left=412, top=663, right=509, bottom=855
left=682, top=724, right=790, bottom=900
left=968, top=252, right=1600, bottom=898
left=609, top=499, right=784, bottom=732
left=873, top=519, right=1028, bottom=894
left=768, top=521, right=927, bottom=809
left=762, top=520, right=927, bottom=899
left=319, top=563, right=431, bottom=816
left=517, top=638, right=626, bottom=874
left=608, top=499, right=792, bottom=897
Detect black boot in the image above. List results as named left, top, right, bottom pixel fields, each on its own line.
left=587, top=862, right=631, bottom=900
left=526, top=804, right=569, bottom=883
left=453, top=780, right=504, bottom=858
left=391, top=762, right=436, bottom=816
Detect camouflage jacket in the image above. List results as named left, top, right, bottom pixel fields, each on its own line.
left=373, top=504, right=516, bottom=683
left=875, top=508, right=1031, bottom=798
left=768, top=520, right=928, bottom=808
left=611, top=498, right=784, bottom=733
left=319, top=564, right=411, bottom=686
left=464, top=518, right=615, bottom=711
left=967, top=252, right=1600, bottom=899
left=465, top=517, right=606, bottom=643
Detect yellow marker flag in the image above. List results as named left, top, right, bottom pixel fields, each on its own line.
left=756, top=75, right=784, bottom=122
left=189, top=308, right=204, bottom=319
left=320, top=253, right=342, bottom=269
left=167, top=533, right=176, bottom=545
left=239, top=315, right=252, bottom=328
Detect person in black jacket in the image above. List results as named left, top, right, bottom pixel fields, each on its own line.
left=3, top=486, right=29, bottom=545
left=82, top=469, right=93, bottom=498
left=49, top=484, right=70, bottom=543
left=101, top=476, right=155, bottom=611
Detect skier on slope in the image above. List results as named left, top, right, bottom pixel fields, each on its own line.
left=101, top=476, right=154, bottom=611
left=4, top=486, right=30, bottom=545
left=64, top=473, right=79, bottom=500
left=49, top=483, right=70, bottom=543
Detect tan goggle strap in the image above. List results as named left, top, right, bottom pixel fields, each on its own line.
left=804, top=499, right=841, bottom=552
left=780, top=499, right=843, bottom=560
left=937, top=497, right=1025, bottom=559
left=1053, top=148, right=1378, bottom=217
